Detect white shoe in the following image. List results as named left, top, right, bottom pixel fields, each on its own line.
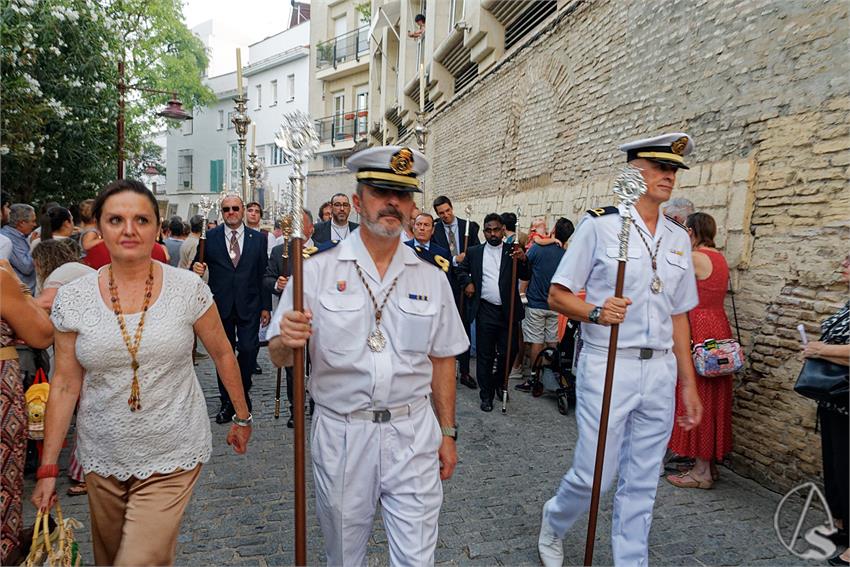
left=538, top=502, right=563, bottom=567
left=509, top=367, right=524, bottom=380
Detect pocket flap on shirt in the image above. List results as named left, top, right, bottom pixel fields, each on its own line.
left=605, top=245, right=642, bottom=260
left=319, top=292, right=364, bottom=312
left=397, top=296, right=438, bottom=317
left=665, top=251, right=688, bottom=269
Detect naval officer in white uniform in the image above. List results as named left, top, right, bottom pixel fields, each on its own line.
left=537, top=133, right=704, bottom=566
left=268, top=146, right=468, bottom=566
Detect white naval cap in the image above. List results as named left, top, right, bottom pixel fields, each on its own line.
left=347, top=145, right=429, bottom=192
left=618, top=132, right=694, bottom=170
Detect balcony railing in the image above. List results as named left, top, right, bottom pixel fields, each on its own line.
left=316, top=26, right=369, bottom=71
left=315, top=111, right=369, bottom=146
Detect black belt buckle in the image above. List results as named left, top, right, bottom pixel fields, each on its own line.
left=372, top=409, right=392, bottom=423
left=639, top=348, right=654, bottom=360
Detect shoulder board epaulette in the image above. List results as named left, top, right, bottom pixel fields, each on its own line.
left=302, top=239, right=340, bottom=259
left=407, top=242, right=450, bottom=273
left=586, top=206, right=619, bottom=218
left=663, top=214, right=688, bottom=232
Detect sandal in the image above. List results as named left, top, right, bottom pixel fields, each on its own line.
left=67, top=482, right=87, bottom=496
left=675, top=461, right=721, bottom=481
left=666, top=471, right=713, bottom=490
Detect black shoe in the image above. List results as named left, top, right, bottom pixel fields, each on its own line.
left=515, top=380, right=533, bottom=392
left=253, top=364, right=263, bottom=375
left=215, top=402, right=235, bottom=424
left=459, top=374, right=478, bottom=389
left=287, top=416, right=294, bottom=428
left=480, top=400, right=493, bottom=412
left=828, top=554, right=849, bottom=566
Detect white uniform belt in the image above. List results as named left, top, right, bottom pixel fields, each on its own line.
left=583, top=342, right=670, bottom=360
left=319, top=396, right=429, bottom=423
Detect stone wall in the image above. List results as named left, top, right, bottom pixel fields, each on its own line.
left=416, top=0, right=850, bottom=492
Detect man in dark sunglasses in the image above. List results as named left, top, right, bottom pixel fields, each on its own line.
left=192, top=194, right=272, bottom=424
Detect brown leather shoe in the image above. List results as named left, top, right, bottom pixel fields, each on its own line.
left=459, top=374, right=478, bottom=389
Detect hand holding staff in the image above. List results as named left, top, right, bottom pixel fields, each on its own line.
left=583, top=165, right=647, bottom=566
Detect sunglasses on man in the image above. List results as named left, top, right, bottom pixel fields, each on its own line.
left=221, top=206, right=241, bottom=213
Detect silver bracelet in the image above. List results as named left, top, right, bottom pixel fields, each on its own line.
left=232, top=412, right=253, bottom=427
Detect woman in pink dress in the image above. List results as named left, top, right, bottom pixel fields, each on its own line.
left=667, top=212, right=734, bottom=489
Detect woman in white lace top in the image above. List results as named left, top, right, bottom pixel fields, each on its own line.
left=31, top=180, right=253, bottom=566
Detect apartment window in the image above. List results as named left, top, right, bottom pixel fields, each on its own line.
left=287, top=74, right=295, bottom=101
left=227, top=111, right=235, bottom=129
left=271, top=80, right=278, bottom=105
left=256, top=84, right=262, bottom=109
left=333, top=15, right=347, bottom=38
left=178, top=151, right=193, bottom=189
left=217, top=110, right=224, bottom=130
left=210, top=159, right=224, bottom=192
left=270, top=144, right=286, bottom=166
left=332, top=92, right=345, bottom=135
left=181, top=118, right=193, bottom=135
left=449, top=0, right=465, bottom=29
left=355, top=86, right=369, bottom=140
left=324, top=154, right=346, bottom=169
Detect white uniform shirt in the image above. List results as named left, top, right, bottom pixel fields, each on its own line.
left=551, top=203, right=698, bottom=350
left=268, top=230, right=469, bottom=414
left=481, top=242, right=503, bottom=305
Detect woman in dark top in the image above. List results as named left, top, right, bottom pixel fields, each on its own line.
left=803, top=254, right=849, bottom=565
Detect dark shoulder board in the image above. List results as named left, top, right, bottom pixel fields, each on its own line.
left=586, top=206, right=619, bottom=218
left=663, top=214, right=688, bottom=232
left=409, top=243, right=450, bottom=273
left=302, top=239, right=339, bottom=259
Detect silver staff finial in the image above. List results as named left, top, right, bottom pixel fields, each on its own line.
left=612, top=165, right=647, bottom=208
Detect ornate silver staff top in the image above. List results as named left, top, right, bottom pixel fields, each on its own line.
left=197, top=196, right=215, bottom=239
left=611, top=165, right=648, bottom=262
left=275, top=112, right=319, bottom=240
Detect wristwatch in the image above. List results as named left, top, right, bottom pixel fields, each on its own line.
left=588, top=306, right=602, bottom=324
left=441, top=425, right=458, bottom=440
left=232, top=412, right=253, bottom=427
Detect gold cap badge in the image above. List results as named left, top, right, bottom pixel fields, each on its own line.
left=390, top=148, right=414, bottom=175
left=670, top=136, right=689, bottom=156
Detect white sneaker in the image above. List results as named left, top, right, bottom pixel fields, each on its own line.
left=509, top=366, right=524, bottom=380
left=538, top=501, right=563, bottom=567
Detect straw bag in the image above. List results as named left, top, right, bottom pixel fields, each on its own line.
left=21, top=502, right=83, bottom=567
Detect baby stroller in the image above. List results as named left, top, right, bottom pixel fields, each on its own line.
left=519, top=319, right=579, bottom=415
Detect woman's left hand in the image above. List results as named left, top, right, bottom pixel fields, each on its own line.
left=226, top=424, right=251, bottom=454
left=802, top=340, right=826, bottom=359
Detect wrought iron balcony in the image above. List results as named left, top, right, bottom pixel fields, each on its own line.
left=315, top=26, right=369, bottom=71
left=314, top=111, right=369, bottom=146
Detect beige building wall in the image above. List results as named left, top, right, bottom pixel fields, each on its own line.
left=386, top=0, right=847, bottom=492
left=307, top=0, right=372, bottom=214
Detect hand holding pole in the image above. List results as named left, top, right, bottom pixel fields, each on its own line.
left=583, top=165, right=647, bottom=566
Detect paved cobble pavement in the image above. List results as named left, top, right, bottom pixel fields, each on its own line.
left=25, top=351, right=820, bottom=566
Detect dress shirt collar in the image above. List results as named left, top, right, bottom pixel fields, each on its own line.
left=415, top=239, right=430, bottom=249
left=338, top=229, right=417, bottom=286
left=226, top=223, right=244, bottom=238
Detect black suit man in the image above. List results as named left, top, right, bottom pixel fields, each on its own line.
left=312, top=193, right=359, bottom=243
left=432, top=195, right=481, bottom=388
left=456, top=213, right=530, bottom=411
left=194, top=195, right=271, bottom=423
left=405, top=211, right=452, bottom=285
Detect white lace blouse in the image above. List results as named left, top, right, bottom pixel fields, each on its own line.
left=51, top=262, right=214, bottom=480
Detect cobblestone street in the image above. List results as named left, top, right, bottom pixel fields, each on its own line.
left=26, top=351, right=815, bottom=566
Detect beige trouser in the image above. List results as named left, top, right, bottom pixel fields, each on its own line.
left=85, top=466, right=201, bottom=566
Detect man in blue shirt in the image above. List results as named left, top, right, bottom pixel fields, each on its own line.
left=516, top=218, right=574, bottom=391
left=0, top=204, right=38, bottom=293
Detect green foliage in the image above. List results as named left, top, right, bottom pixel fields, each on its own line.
left=0, top=0, right=214, bottom=206
left=354, top=2, right=371, bottom=22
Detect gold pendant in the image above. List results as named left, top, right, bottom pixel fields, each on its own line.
left=650, top=274, right=664, bottom=294
left=367, top=328, right=386, bottom=352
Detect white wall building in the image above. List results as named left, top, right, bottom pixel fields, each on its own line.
left=165, top=19, right=310, bottom=221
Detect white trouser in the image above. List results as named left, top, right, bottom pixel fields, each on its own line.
left=544, top=345, right=677, bottom=566
left=311, top=398, right=443, bottom=567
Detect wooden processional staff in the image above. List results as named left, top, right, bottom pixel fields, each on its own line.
left=274, top=112, right=319, bottom=566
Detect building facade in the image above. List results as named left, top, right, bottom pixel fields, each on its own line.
left=165, top=19, right=310, bottom=221
left=305, top=0, right=372, bottom=215
left=369, top=0, right=849, bottom=492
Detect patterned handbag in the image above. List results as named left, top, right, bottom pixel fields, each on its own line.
left=692, top=338, right=745, bottom=377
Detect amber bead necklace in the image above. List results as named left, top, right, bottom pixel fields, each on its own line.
left=108, top=261, right=155, bottom=411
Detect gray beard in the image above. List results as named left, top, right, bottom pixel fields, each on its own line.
left=361, top=216, right=402, bottom=238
